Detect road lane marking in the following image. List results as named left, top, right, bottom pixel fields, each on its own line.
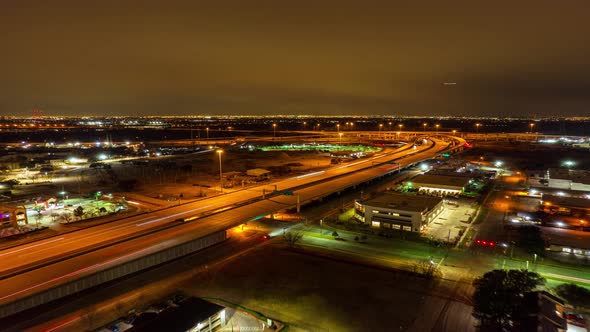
left=0, top=237, right=65, bottom=257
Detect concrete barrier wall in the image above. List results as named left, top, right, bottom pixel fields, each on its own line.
left=0, top=230, right=226, bottom=318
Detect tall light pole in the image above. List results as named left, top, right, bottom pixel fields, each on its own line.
left=452, top=130, right=457, bottom=136
left=435, top=124, right=440, bottom=133
left=336, top=123, right=340, bottom=132
left=379, top=123, right=383, bottom=132
left=529, top=123, right=535, bottom=134
left=338, top=132, right=343, bottom=144
left=388, top=121, right=392, bottom=130
left=303, top=121, right=307, bottom=130
left=206, top=127, right=210, bottom=141
left=273, top=123, right=277, bottom=138
left=398, top=124, right=403, bottom=132
left=216, top=149, right=223, bottom=193
left=423, top=123, right=427, bottom=132
left=475, top=123, right=481, bottom=133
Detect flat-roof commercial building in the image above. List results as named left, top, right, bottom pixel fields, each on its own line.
left=130, top=297, right=226, bottom=332
left=0, top=203, right=28, bottom=228
left=541, top=194, right=590, bottom=217
left=546, top=168, right=590, bottom=192
left=409, top=174, right=470, bottom=195
left=354, top=192, right=443, bottom=232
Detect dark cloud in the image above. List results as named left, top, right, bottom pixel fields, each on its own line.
left=1, top=0, right=590, bottom=116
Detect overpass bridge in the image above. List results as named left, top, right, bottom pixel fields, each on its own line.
left=0, top=136, right=464, bottom=318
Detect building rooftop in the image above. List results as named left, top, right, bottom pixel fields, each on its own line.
left=548, top=168, right=590, bottom=184
left=130, top=297, right=224, bottom=332
left=542, top=194, right=590, bottom=209
left=362, top=192, right=442, bottom=212
left=410, top=174, right=470, bottom=188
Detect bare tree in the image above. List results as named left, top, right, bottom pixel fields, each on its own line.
left=283, top=231, right=304, bottom=247
left=61, top=212, right=73, bottom=224
left=412, top=259, right=440, bottom=279
left=80, top=307, right=99, bottom=331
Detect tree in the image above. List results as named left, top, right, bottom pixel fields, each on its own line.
left=73, top=206, right=85, bottom=220
left=412, top=259, right=440, bottom=279
left=554, top=283, right=590, bottom=309
left=61, top=212, right=73, bottom=224
left=517, top=225, right=546, bottom=256
left=472, top=269, right=545, bottom=330
left=283, top=231, right=304, bottom=247
left=331, top=231, right=339, bottom=238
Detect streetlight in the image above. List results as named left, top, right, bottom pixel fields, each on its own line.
left=206, top=127, right=209, bottom=140
left=452, top=130, right=457, bottom=135
left=398, top=124, right=403, bottom=132
left=388, top=121, right=392, bottom=130
left=475, top=123, right=481, bottom=133
left=435, top=124, right=440, bottom=133
left=423, top=123, right=427, bottom=131
left=529, top=123, right=535, bottom=134
left=216, top=149, right=224, bottom=193
left=338, top=132, right=343, bottom=144
left=379, top=123, right=383, bottom=132
left=303, top=121, right=307, bottom=130
left=563, top=160, right=576, bottom=168
left=336, top=123, right=340, bottom=132
left=272, top=123, right=277, bottom=137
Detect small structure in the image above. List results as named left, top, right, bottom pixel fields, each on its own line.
left=246, top=168, right=271, bottom=181
left=546, top=168, right=590, bottom=191
left=129, top=297, right=226, bottom=332
left=409, top=174, right=470, bottom=195
left=354, top=192, right=443, bottom=232
left=0, top=203, right=28, bottom=228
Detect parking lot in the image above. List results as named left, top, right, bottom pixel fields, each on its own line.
left=423, top=198, right=477, bottom=242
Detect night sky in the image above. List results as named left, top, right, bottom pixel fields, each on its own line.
left=2, top=1, right=590, bottom=117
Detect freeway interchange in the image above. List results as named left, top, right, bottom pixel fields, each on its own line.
left=0, top=135, right=460, bottom=316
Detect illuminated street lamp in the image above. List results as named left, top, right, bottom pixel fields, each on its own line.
left=216, top=149, right=224, bottom=193
left=272, top=123, right=277, bottom=137
left=303, top=121, right=307, bottom=130
left=423, top=123, right=427, bottom=131
left=379, top=123, right=383, bottom=132
left=452, top=130, right=457, bottom=135
left=388, top=121, right=392, bottom=130
left=206, top=127, right=209, bottom=140
left=398, top=124, right=403, bottom=132
left=529, top=123, right=535, bottom=134
left=338, top=132, right=343, bottom=144
left=475, top=123, right=481, bottom=133
left=562, top=160, right=576, bottom=168
left=435, top=124, right=440, bottom=133
left=336, top=123, right=340, bottom=132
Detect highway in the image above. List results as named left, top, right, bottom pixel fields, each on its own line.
left=0, top=136, right=459, bottom=309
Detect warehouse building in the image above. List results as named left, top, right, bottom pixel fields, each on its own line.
left=354, top=192, right=443, bottom=232
left=409, top=174, right=470, bottom=195
left=546, top=168, right=590, bottom=192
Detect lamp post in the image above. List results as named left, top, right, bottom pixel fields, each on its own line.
left=475, top=123, right=481, bottom=133
left=435, top=124, right=440, bottom=133
left=216, top=149, right=223, bottom=193
left=303, top=121, right=307, bottom=130
left=206, top=127, right=209, bottom=142
left=379, top=123, right=383, bottom=132
left=272, top=123, right=277, bottom=137
left=398, top=124, right=403, bottom=132
left=423, top=123, right=427, bottom=132
left=529, top=123, right=535, bottom=134
left=338, top=132, right=343, bottom=144
left=388, top=121, right=392, bottom=130
left=336, top=123, right=340, bottom=132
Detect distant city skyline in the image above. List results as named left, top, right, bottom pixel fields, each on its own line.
left=2, top=1, right=590, bottom=117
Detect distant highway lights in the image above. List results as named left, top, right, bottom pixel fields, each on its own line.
left=216, top=149, right=224, bottom=193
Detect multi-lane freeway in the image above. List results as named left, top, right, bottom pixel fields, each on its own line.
left=0, top=135, right=462, bottom=315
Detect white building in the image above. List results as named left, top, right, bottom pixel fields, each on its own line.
left=546, top=168, right=590, bottom=192
left=354, top=192, right=444, bottom=232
